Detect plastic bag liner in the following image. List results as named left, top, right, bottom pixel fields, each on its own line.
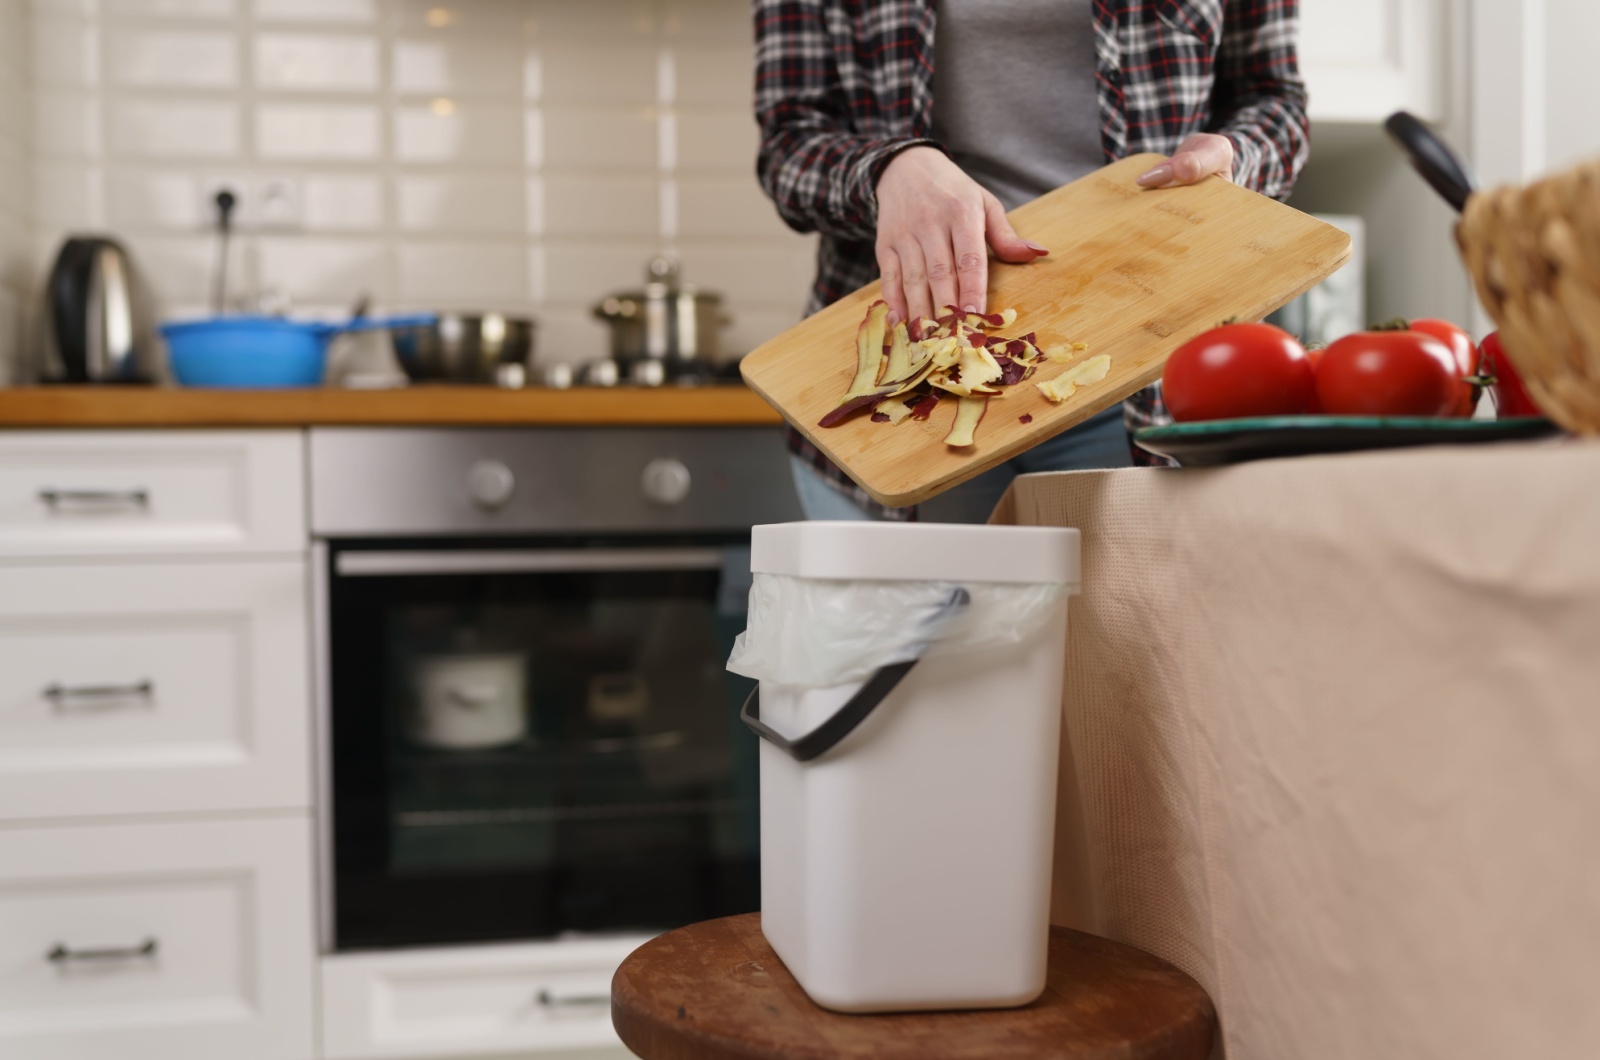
left=726, top=573, right=1072, bottom=690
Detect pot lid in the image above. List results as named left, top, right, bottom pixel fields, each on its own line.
left=594, top=257, right=722, bottom=319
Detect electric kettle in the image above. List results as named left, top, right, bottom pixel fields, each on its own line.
left=35, top=236, right=161, bottom=384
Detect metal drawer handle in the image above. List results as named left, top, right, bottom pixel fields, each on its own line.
left=37, top=488, right=149, bottom=508
left=48, top=938, right=159, bottom=964
left=44, top=680, right=154, bottom=708
left=537, top=987, right=611, bottom=1008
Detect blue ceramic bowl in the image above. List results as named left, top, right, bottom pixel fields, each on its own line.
left=159, top=313, right=436, bottom=388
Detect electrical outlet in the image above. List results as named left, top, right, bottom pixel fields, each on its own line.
left=199, top=176, right=249, bottom=228
left=252, top=176, right=304, bottom=230
left=195, top=175, right=305, bottom=231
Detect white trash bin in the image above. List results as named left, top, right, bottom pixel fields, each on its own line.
left=728, top=521, right=1080, bottom=1013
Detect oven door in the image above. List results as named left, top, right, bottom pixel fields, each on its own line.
left=322, top=535, right=758, bottom=951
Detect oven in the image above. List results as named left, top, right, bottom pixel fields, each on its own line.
left=309, top=427, right=801, bottom=952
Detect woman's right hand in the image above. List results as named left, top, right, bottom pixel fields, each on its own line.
left=874, top=146, right=1048, bottom=325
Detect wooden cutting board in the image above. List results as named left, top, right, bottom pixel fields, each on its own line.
left=740, top=153, right=1353, bottom=507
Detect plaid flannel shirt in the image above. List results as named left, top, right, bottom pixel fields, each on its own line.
left=755, top=0, right=1311, bottom=517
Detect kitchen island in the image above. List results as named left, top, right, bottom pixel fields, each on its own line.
left=0, top=385, right=783, bottom=427
left=994, top=437, right=1600, bottom=1060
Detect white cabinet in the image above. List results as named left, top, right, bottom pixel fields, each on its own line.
left=0, top=430, right=305, bottom=558
left=0, top=427, right=318, bottom=1060
left=0, top=560, right=311, bottom=820
left=321, top=937, right=649, bottom=1059
left=0, top=815, right=316, bottom=1060
left=1298, top=0, right=1444, bottom=123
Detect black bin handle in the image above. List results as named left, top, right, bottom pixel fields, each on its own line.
left=739, top=587, right=970, bottom=763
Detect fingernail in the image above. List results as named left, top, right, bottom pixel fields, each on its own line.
left=962, top=304, right=977, bottom=313
left=1137, top=164, right=1173, bottom=187
left=1024, top=241, right=1049, bottom=254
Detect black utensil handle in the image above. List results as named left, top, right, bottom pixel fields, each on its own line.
left=738, top=586, right=970, bottom=763
left=1384, top=110, right=1477, bottom=213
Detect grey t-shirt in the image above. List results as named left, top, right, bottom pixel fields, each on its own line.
left=930, top=0, right=1103, bottom=211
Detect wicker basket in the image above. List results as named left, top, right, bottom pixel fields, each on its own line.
left=1456, top=159, right=1600, bottom=433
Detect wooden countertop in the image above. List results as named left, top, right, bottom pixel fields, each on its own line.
left=0, top=385, right=784, bottom=428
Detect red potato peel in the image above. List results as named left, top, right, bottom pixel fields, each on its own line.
left=819, top=303, right=1110, bottom=449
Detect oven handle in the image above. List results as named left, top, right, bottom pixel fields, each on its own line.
left=334, top=547, right=727, bottom=577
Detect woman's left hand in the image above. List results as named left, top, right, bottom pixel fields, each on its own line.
left=1136, top=133, right=1236, bottom=188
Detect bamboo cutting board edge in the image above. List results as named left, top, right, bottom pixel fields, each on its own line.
left=742, top=155, right=1354, bottom=507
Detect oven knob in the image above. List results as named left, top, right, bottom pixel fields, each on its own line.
left=641, top=458, right=691, bottom=506
left=467, top=460, right=516, bottom=510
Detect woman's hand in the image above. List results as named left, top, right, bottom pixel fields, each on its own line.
left=1136, top=133, right=1236, bottom=189
left=874, top=147, right=1048, bottom=325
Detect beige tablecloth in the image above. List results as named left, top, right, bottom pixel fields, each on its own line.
left=993, top=438, right=1600, bottom=1059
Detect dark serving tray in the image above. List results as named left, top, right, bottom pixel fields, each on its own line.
left=1133, top=415, right=1563, bottom=467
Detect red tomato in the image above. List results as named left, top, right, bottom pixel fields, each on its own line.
left=1407, top=318, right=1480, bottom=415
left=1161, top=323, right=1315, bottom=422
left=1481, top=331, right=1543, bottom=418
left=1315, top=331, right=1463, bottom=417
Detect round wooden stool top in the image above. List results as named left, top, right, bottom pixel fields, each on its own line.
left=611, top=914, right=1215, bottom=1060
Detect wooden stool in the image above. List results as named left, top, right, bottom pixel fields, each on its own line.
left=611, top=914, right=1215, bottom=1059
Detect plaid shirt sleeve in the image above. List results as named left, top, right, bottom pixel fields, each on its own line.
left=1208, top=0, right=1310, bottom=200
left=753, top=0, right=939, bottom=242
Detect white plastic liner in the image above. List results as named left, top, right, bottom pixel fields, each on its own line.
left=727, top=573, right=1072, bottom=689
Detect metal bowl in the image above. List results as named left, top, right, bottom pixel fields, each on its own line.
left=390, top=313, right=536, bottom=383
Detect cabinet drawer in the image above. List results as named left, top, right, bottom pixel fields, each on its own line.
left=0, top=561, right=310, bottom=820
left=322, top=937, right=649, bottom=1059
left=0, top=816, right=314, bottom=1060
left=0, top=430, right=304, bottom=557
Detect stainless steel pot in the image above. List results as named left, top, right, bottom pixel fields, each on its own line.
left=389, top=313, right=536, bottom=383
left=592, top=258, right=732, bottom=371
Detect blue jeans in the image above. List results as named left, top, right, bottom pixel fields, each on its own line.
left=791, top=405, right=1131, bottom=524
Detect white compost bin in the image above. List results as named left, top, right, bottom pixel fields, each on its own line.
left=736, top=521, right=1080, bottom=1013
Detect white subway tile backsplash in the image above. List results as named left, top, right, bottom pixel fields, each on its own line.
left=256, top=236, right=387, bottom=303
left=541, top=44, right=657, bottom=105
left=103, top=0, right=235, bottom=17
left=398, top=174, right=524, bottom=234
left=255, top=33, right=380, bottom=92
left=677, top=239, right=818, bottom=308
left=33, top=17, right=98, bottom=89
left=397, top=241, right=527, bottom=304
left=256, top=103, right=381, bottom=160
left=303, top=174, right=385, bottom=231
left=10, top=0, right=813, bottom=369
left=543, top=174, right=658, bottom=238
left=674, top=46, right=752, bottom=107
left=661, top=0, right=751, bottom=42
left=35, top=92, right=101, bottom=157
left=678, top=176, right=789, bottom=240
left=117, top=233, right=224, bottom=306
left=524, top=0, right=654, bottom=43
left=540, top=242, right=657, bottom=304
left=109, top=99, right=240, bottom=158
left=253, top=0, right=377, bottom=23
left=724, top=308, right=803, bottom=357
left=675, top=110, right=756, bottom=172
left=393, top=35, right=524, bottom=98
left=105, top=166, right=201, bottom=229
left=534, top=306, right=610, bottom=366
left=108, top=28, right=238, bottom=88
left=542, top=108, right=657, bottom=171
left=389, top=0, right=528, bottom=37
left=394, top=102, right=523, bottom=165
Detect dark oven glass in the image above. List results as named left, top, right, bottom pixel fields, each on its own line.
left=326, top=535, right=759, bottom=950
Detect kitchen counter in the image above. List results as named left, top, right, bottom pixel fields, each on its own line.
left=0, top=385, right=783, bottom=428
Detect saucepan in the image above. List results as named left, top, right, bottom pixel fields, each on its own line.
left=160, top=312, right=435, bottom=388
